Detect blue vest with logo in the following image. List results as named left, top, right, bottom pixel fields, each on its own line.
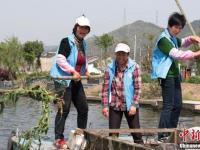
left=151, top=29, right=178, bottom=79
left=50, top=34, right=87, bottom=86
left=107, top=58, right=138, bottom=111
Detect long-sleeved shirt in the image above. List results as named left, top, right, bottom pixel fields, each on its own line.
left=158, top=36, right=195, bottom=77
left=56, top=37, right=86, bottom=74
left=102, top=64, right=141, bottom=110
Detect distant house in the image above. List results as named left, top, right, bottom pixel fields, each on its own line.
left=40, top=52, right=56, bottom=72
left=88, top=64, right=102, bottom=74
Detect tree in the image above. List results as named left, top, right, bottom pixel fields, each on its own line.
left=141, top=33, right=155, bottom=73
left=189, top=44, right=200, bottom=75
left=34, top=41, right=44, bottom=70
left=95, top=34, right=114, bottom=60
left=23, top=40, right=44, bottom=71
left=23, top=42, right=36, bottom=70
left=0, top=37, right=23, bottom=80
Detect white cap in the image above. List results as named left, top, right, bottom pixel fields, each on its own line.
left=75, top=15, right=90, bottom=27
left=115, top=43, right=130, bottom=53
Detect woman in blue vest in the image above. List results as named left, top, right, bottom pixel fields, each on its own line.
left=151, top=12, right=200, bottom=140
left=102, top=43, right=143, bottom=144
left=50, top=15, right=90, bottom=148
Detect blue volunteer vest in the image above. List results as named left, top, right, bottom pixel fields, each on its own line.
left=107, top=58, right=138, bottom=111
left=151, top=29, right=178, bottom=79
left=50, top=34, right=87, bottom=86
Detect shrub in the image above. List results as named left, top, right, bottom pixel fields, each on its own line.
left=142, top=82, right=161, bottom=99
left=141, top=73, right=152, bottom=83
left=186, top=76, right=200, bottom=84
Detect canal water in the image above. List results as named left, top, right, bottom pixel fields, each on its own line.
left=0, top=97, right=200, bottom=150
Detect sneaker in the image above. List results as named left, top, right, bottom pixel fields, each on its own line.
left=54, top=138, right=68, bottom=149
left=158, top=136, right=170, bottom=143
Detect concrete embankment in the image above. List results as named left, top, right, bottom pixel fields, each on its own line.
left=87, top=96, right=200, bottom=113
left=1, top=88, right=200, bottom=113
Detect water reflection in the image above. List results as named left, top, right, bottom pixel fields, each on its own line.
left=0, top=97, right=200, bottom=149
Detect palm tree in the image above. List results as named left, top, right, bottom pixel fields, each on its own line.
left=94, top=34, right=114, bottom=65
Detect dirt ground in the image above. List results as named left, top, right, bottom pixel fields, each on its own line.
left=181, top=83, right=200, bottom=101
left=85, top=83, right=200, bottom=101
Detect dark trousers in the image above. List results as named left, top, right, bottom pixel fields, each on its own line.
left=55, top=80, right=88, bottom=140
left=109, top=107, right=143, bottom=143
left=158, top=77, right=182, bottom=138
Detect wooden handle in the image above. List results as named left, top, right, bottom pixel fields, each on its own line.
left=50, top=74, right=104, bottom=80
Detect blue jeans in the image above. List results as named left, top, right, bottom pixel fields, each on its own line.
left=158, top=77, right=182, bottom=138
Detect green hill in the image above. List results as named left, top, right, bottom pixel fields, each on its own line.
left=86, top=20, right=200, bottom=63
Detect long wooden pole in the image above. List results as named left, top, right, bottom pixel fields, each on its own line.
left=50, top=74, right=104, bottom=80
left=174, top=0, right=196, bottom=36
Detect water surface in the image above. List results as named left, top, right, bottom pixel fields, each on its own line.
left=0, top=97, right=199, bottom=150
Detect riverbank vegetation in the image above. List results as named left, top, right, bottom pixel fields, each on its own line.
left=0, top=37, right=44, bottom=81
left=1, top=84, right=58, bottom=149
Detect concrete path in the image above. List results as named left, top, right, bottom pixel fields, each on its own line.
left=86, top=96, right=200, bottom=113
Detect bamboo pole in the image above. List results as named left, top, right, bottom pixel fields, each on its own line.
left=50, top=74, right=104, bottom=80
left=174, top=0, right=196, bottom=36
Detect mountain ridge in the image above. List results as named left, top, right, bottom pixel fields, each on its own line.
left=45, top=20, right=200, bottom=60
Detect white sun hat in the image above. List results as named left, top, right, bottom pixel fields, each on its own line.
left=115, top=43, right=130, bottom=53
left=75, top=15, right=90, bottom=27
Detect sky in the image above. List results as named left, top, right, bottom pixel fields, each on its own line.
left=0, top=0, right=200, bottom=46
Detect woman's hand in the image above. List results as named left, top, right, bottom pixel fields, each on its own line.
left=102, top=107, right=109, bottom=118
left=72, top=71, right=81, bottom=81
left=193, top=50, right=200, bottom=58
left=191, top=36, right=200, bottom=43
left=85, top=71, right=90, bottom=79
left=128, top=106, right=136, bottom=116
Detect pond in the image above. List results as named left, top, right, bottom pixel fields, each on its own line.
left=0, top=97, right=200, bottom=150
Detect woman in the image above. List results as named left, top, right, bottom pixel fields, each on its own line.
left=101, top=43, right=143, bottom=144
left=50, top=15, right=90, bottom=148
left=151, top=12, right=200, bottom=140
